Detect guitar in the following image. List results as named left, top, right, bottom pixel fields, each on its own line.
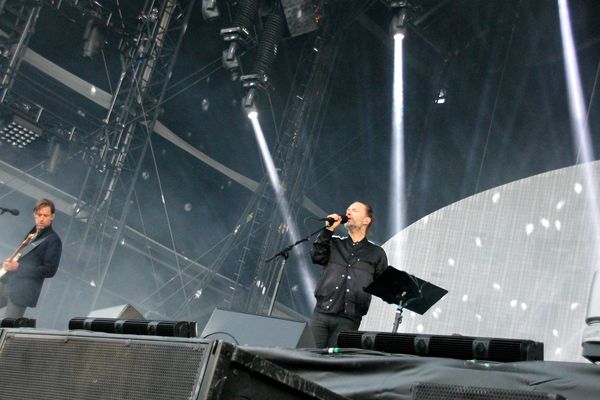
left=0, top=232, right=37, bottom=279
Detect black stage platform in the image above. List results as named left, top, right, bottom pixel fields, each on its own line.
left=0, top=328, right=597, bottom=399
left=245, top=346, right=599, bottom=400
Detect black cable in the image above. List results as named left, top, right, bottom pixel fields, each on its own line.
left=202, top=331, right=240, bottom=344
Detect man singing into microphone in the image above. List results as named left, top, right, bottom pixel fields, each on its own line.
left=0, top=198, right=62, bottom=318
left=310, top=201, right=388, bottom=348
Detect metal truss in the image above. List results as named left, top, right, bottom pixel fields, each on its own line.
left=62, top=0, right=199, bottom=315
left=0, top=0, right=41, bottom=102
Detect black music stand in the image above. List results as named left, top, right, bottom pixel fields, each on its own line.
left=364, top=266, right=448, bottom=332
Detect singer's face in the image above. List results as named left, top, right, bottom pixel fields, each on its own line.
left=345, top=202, right=371, bottom=231
left=34, top=206, right=55, bottom=230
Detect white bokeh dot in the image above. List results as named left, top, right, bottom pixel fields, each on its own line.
left=526, top=224, right=534, bottom=235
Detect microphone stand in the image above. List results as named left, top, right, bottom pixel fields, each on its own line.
left=266, top=224, right=329, bottom=317
left=392, top=303, right=404, bottom=333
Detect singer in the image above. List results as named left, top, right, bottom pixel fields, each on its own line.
left=0, top=198, right=62, bottom=318
left=309, top=201, right=388, bottom=348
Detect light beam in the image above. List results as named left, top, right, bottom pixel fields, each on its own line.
left=558, top=0, right=600, bottom=247
left=390, top=32, right=406, bottom=236
left=248, top=113, right=315, bottom=306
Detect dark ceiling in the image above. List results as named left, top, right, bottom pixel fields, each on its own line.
left=0, top=0, right=599, bottom=326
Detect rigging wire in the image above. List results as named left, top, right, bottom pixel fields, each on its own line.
left=473, top=1, right=521, bottom=194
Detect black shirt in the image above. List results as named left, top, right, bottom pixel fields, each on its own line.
left=311, top=229, right=388, bottom=322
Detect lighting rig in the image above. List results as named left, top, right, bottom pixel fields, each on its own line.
left=241, top=11, right=286, bottom=118
left=0, top=94, right=83, bottom=153
left=384, top=0, right=420, bottom=38
left=221, top=0, right=260, bottom=81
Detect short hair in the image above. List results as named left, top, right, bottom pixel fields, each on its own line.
left=355, top=200, right=373, bottom=233
left=34, top=198, right=56, bottom=214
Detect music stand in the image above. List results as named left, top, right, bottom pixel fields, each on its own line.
left=364, top=266, right=448, bottom=332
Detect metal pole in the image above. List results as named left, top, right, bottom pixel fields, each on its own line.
left=267, top=255, right=288, bottom=316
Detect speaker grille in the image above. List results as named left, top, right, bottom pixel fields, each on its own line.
left=0, top=332, right=206, bottom=400
left=411, top=382, right=565, bottom=400
left=374, top=333, right=414, bottom=353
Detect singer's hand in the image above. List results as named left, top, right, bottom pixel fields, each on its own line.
left=2, top=260, right=18, bottom=271
left=326, top=213, right=343, bottom=231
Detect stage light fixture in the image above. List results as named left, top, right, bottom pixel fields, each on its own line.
left=239, top=13, right=284, bottom=118
left=202, top=0, right=220, bottom=21
left=281, top=0, right=318, bottom=37
left=391, top=7, right=408, bottom=38
left=434, top=87, right=447, bottom=104
left=0, top=114, right=42, bottom=148
left=241, top=74, right=261, bottom=117
left=220, top=0, right=259, bottom=80
left=69, top=317, right=198, bottom=338
left=82, top=19, right=104, bottom=59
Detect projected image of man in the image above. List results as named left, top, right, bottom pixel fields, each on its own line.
left=310, top=201, right=388, bottom=348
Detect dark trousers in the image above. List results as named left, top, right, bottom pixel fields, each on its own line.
left=310, top=311, right=360, bottom=348
left=0, top=282, right=27, bottom=318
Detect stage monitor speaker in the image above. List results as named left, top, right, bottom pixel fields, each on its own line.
left=0, top=318, right=35, bottom=328
left=88, top=304, right=145, bottom=320
left=201, top=308, right=314, bottom=348
left=411, top=382, right=566, bottom=400
left=69, top=317, right=197, bottom=338
left=337, top=331, right=544, bottom=362
left=0, top=329, right=345, bottom=400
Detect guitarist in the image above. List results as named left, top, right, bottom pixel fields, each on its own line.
left=0, top=198, right=62, bottom=318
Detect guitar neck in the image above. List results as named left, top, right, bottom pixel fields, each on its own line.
left=7, top=233, right=36, bottom=262
left=8, top=242, right=28, bottom=262
left=2, top=233, right=36, bottom=278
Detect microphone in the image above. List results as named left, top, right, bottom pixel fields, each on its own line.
left=319, top=215, right=348, bottom=226
left=0, top=207, right=19, bottom=216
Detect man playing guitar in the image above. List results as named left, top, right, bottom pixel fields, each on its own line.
left=0, top=198, right=62, bottom=318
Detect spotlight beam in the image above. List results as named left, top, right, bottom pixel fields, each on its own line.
left=560, top=0, right=600, bottom=359
left=248, top=113, right=314, bottom=304
left=248, top=113, right=293, bottom=233
left=558, top=0, right=600, bottom=246
left=390, top=32, right=406, bottom=236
